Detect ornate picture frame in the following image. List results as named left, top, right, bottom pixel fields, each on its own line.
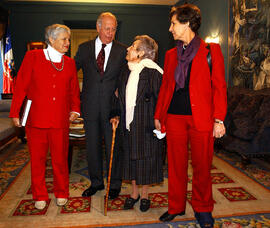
left=27, top=41, right=47, bottom=51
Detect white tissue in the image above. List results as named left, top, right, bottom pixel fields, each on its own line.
left=153, top=129, right=166, bottom=139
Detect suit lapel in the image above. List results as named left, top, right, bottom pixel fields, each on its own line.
left=104, top=41, right=117, bottom=74
left=119, top=67, right=129, bottom=107
left=136, top=69, right=149, bottom=103
left=89, top=40, right=99, bottom=70
left=190, top=40, right=209, bottom=83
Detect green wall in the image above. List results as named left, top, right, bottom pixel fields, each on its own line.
left=195, top=0, right=229, bottom=84
left=5, top=0, right=229, bottom=81
left=6, top=2, right=171, bottom=70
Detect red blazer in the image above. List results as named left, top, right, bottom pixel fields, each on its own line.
left=9, top=50, right=80, bottom=129
left=154, top=39, right=227, bottom=132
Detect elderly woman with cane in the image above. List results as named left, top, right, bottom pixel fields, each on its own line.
left=154, top=4, right=227, bottom=227
left=110, top=35, right=164, bottom=212
left=10, top=24, right=80, bottom=210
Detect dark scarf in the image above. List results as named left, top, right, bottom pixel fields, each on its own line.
left=174, top=35, right=201, bottom=90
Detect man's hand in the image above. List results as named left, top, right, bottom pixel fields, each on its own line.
left=69, top=112, right=80, bottom=122
left=13, top=118, right=22, bottom=127
left=110, top=116, right=119, bottom=130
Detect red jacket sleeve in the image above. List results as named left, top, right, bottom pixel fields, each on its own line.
left=9, top=51, right=34, bottom=118
left=210, top=43, right=227, bottom=121
left=154, top=51, right=172, bottom=132
left=69, top=59, right=81, bottom=114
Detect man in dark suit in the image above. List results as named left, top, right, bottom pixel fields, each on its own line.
left=75, top=12, right=127, bottom=199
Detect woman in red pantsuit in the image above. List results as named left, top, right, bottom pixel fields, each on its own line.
left=9, top=24, right=80, bottom=210
left=154, top=4, right=227, bottom=227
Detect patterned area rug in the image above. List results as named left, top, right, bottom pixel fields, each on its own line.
left=108, top=213, right=270, bottom=228
left=0, top=141, right=30, bottom=199
left=216, top=150, right=270, bottom=190
left=0, top=140, right=270, bottom=228
left=105, top=193, right=169, bottom=211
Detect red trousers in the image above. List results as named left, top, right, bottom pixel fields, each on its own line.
left=25, top=127, right=69, bottom=201
left=166, top=114, right=214, bottom=214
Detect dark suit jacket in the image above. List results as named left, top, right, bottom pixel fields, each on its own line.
left=75, top=39, right=127, bottom=121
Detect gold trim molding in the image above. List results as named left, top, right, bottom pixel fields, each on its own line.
left=6, top=0, right=178, bottom=5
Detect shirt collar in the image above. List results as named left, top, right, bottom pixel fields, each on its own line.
left=96, top=36, right=113, bottom=49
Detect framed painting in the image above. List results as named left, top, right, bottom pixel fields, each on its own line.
left=229, top=0, right=270, bottom=90
left=27, top=41, right=47, bottom=51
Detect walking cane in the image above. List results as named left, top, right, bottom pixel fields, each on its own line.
left=104, top=121, right=117, bottom=216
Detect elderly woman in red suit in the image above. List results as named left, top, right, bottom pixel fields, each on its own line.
left=154, top=4, right=227, bottom=227
left=9, top=24, right=80, bottom=210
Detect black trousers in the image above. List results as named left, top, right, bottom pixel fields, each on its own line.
left=84, top=117, right=122, bottom=189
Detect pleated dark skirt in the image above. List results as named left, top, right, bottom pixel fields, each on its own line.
left=122, top=131, right=164, bottom=185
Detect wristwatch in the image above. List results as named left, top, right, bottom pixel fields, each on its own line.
left=214, top=119, right=224, bottom=124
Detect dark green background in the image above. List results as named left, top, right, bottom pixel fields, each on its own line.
left=2, top=0, right=229, bottom=83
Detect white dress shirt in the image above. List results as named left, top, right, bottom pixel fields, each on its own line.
left=95, top=36, right=113, bottom=71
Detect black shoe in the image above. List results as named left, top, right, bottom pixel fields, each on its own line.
left=159, top=211, right=185, bottom=222
left=140, top=198, right=150, bottom=212
left=123, top=195, right=140, bottom=210
left=108, top=188, right=121, bottom=199
left=194, top=212, right=214, bottom=228
left=82, top=185, right=104, bottom=197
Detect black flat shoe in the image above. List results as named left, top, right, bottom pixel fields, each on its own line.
left=194, top=212, right=214, bottom=228
left=159, top=211, right=185, bottom=222
left=82, top=185, right=104, bottom=197
left=124, top=195, right=140, bottom=210
left=140, top=198, right=150, bottom=212
left=109, top=188, right=121, bottom=199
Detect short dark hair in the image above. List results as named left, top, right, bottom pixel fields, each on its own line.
left=134, top=35, right=158, bottom=61
left=169, top=4, right=201, bottom=34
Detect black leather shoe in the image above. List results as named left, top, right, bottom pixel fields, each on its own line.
left=108, top=188, right=121, bottom=199
left=159, top=211, right=185, bottom=222
left=194, top=212, right=214, bottom=228
left=140, top=198, right=150, bottom=212
left=82, top=185, right=104, bottom=197
left=124, top=195, right=140, bottom=210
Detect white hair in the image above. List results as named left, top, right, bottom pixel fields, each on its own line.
left=96, top=12, right=117, bottom=28
left=45, top=24, right=70, bottom=45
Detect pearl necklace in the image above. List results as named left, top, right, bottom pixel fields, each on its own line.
left=47, top=50, right=64, bottom=71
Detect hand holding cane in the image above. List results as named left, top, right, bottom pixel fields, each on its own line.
left=104, top=119, right=118, bottom=216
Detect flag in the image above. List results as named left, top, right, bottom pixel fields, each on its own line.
left=0, top=41, right=3, bottom=97
left=3, top=27, right=15, bottom=94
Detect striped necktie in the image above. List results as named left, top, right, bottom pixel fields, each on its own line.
left=96, top=43, right=106, bottom=75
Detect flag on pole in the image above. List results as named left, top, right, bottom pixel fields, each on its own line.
left=0, top=41, right=4, bottom=97
left=3, top=27, right=15, bottom=94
